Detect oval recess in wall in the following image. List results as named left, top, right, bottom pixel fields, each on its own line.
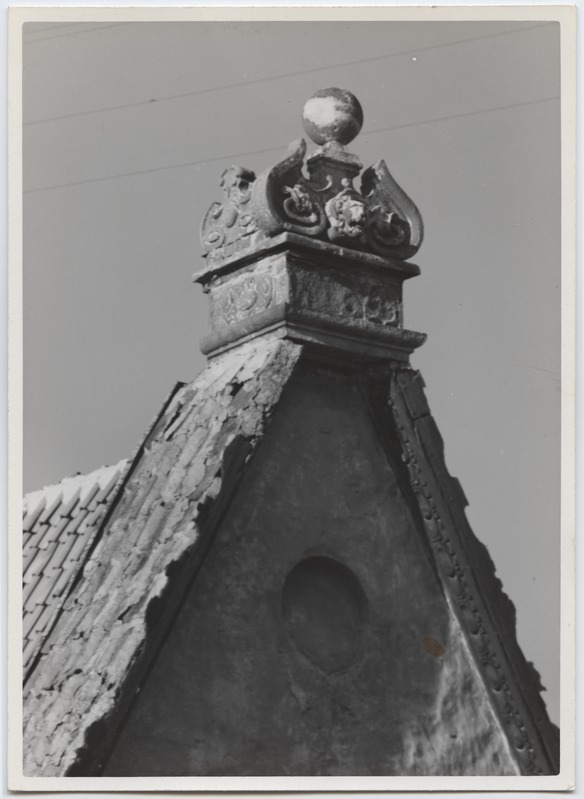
left=282, top=555, right=368, bottom=673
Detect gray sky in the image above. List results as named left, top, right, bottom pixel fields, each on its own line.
left=22, top=18, right=561, bottom=725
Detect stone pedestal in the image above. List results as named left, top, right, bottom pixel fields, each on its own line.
left=195, top=233, right=426, bottom=362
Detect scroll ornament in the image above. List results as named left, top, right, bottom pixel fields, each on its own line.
left=201, top=165, right=257, bottom=256
left=201, top=89, right=423, bottom=263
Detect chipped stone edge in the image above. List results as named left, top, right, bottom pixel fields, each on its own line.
left=387, top=366, right=559, bottom=776
left=23, top=340, right=304, bottom=777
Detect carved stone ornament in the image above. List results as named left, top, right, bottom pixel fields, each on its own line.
left=200, top=89, right=424, bottom=264
left=219, top=274, right=274, bottom=326
left=201, top=165, right=257, bottom=257
left=325, top=180, right=368, bottom=243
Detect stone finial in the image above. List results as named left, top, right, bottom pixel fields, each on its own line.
left=200, top=89, right=423, bottom=266
left=196, top=89, right=427, bottom=363
left=302, top=87, right=363, bottom=146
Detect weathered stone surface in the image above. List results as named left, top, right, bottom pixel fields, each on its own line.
left=23, top=339, right=303, bottom=777
left=302, top=88, right=364, bottom=147
left=207, top=252, right=289, bottom=330
left=22, top=348, right=559, bottom=777
left=389, top=367, right=559, bottom=774
left=197, top=235, right=425, bottom=361
left=102, top=363, right=519, bottom=777
left=200, top=90, right=423, bottom=265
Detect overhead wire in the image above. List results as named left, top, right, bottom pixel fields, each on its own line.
left=23, top=21, right=137, bottom=44
left=24, top=22, right=555, bottom=127
left=24, top=22, right=93, bottom=35
left=24, top=95, right=560, bottom=195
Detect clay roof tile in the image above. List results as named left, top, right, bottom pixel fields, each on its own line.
left=22, top=459, right=128, bottom=674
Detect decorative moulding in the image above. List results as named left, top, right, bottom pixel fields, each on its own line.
left=197, top=89, right=426, bottom=362
left=200, top=88, right=423, bottom=267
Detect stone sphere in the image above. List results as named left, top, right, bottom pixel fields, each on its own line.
left=302, top=88, right=364, bottom=146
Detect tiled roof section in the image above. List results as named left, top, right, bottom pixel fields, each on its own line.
left=23, top=460, right=129, bottom=675
left=23, top=339, right=303, bottom=777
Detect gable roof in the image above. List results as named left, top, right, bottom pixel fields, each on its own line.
left=23, top=338, right=303, bottom=777
left=23, top=459, right=129, bottom=675
left=22, top=342, right=560, bottom=779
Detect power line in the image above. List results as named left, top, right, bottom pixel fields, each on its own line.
left=24, top=22, right=92, bottom=35
left=364, top=95, right=559, bottom=136
left=25, top=143, right=285, bottom=194
left=23, top=21, right=136, bottom=45
left=24, top=22, right=554, bottom=127
left=24, top=95, right=559, bottom=195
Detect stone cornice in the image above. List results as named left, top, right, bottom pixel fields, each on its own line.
left=195, top=242, right=426, bottom=363
left=194, top=231, right=420, bottom=285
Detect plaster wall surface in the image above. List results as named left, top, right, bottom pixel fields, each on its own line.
left=104, top=361, right=518, bottom=776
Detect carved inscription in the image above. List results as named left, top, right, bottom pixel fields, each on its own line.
left=364, top=286, right=399, bottom=325
left=216, top=275, right=275, bottom=326
left=294, top=270, right=402, bottom=329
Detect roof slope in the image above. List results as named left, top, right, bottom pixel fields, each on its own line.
left=23, top=338, right=303, bottom=777
left=388, top=367, right=559, bottom=774
left=23, top=460, right=128, bottom=674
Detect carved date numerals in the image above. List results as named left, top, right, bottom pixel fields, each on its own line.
left=221, top=275, right=274, bottom=325
left=364, top=286, right=399, bottom=326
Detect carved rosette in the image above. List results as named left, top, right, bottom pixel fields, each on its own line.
left=200, top=141, right=423, bottom=264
